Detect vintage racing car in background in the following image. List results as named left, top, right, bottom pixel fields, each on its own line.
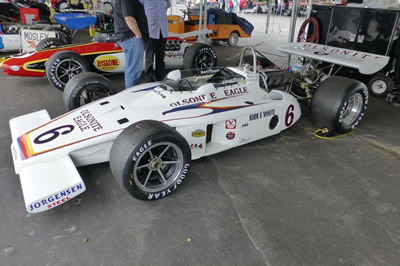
left=0, top=35, right=218, bottom=90
left=9, top=47, right=368, bottom=213
left=0, top=23, right=72, bottom=52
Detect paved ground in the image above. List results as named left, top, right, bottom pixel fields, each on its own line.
left=1, top=11, right=400, bottom=266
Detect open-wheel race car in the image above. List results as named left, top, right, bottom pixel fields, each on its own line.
left=9, top=46, right=368, bottom=213
left=0, top=35, right=217, bottom=90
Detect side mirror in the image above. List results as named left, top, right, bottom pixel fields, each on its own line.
left=166, top=70, right=181, bottom=81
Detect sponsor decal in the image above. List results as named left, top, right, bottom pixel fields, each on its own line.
left=11, top=65, right=20, bottom=71
left=95, top=55, right=120, bottom=71
left=73, top=109, right=103, bottom=132
left=170, top=92, right=218, bottom=107
left=0, top=36, right=4, bottom=49
left=154, top=88, right=166, bottom=99
left=249, top=109, right=276, bottom=121
left=223, top=87, right=248, bottom=97
left=147, top=163, right=190, bottom=199
left=28, top=183, right=84, bottom=212
left=302, top=43, right=384, bottom=60
left=226, top=132, right=235, bottom=140
left=20, top=29, right=56, bottom=52
left=23, top=31, right=50, bottom=42
left=190, top=143, right=203, bottom=149
left=169, top=87, right=249, bottom=108
left=225, top=119, right=236, bottom=129
left=222, top=77, right=244, bottom=85
left=239, top=137, right=251, bottom=143
left=132, top=140, right=152, bottom=161
left=242, top=123, right=248, bottom=127
left=192, top=129, right=205, bottom=138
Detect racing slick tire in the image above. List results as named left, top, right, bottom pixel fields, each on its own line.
left=110, top=120, right=191, bottom=201
left=36, top=37, right=66, bottom=50
left=367, top=73, right=394, bottom=97
left=63, top=72, right=118, bottom=111
left=311, top=76, right=368, bottom=135
left=227, top=31, right=239, bottom=46
left=46, top=51, right=90, bottom=91
left=183, top=43, right=217, bottom=70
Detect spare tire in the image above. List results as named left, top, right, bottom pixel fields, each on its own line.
left=183, top=43, right=217, bottom=70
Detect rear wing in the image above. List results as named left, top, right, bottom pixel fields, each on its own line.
left=277, top=42, right=390, bottom=75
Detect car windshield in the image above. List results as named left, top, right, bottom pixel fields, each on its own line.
left=160, top=67, right=245, bottom=92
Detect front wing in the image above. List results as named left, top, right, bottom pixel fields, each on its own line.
left=10, top=110, right=85, bottom=213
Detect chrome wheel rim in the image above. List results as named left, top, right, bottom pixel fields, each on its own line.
left=371, top=80, right=387, bottom=94
left=132, top=142, right=184, bottom=193
left=56, top=59, right=84, bottom=85
left=341, top=92, right=364, bottom=127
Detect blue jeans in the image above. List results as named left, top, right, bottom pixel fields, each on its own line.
left=120, top=37, right=144, bottom=88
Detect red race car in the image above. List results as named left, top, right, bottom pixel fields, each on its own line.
left=0, top=36, right=218, bottom=90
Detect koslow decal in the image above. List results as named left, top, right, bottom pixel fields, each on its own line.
left=94, top=55, right=120, bottom=71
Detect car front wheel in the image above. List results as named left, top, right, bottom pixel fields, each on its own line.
left=46, top=51, right=90, bottom=91
left=110, top=120, right=191, bottom=200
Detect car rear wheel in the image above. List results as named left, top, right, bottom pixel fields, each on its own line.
left=46, top=51, right=90, bottom=91
left=311, top=76, right=368, bottom=135
left=36, top=37, right=65, bottom=50
left=63, top=72, right=118, bottom=110
left=183, top=43, right=217, bottom=70
left=110, top=120, right=191, bottom=200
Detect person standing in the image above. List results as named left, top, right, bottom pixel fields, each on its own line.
left=141, top=0, right=171, bottom=82
left=114, top=0, right=148, bottom=88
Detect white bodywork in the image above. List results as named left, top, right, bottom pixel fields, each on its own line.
left=278, top=42, right=390, bottom=75
left=0, top=28, right=57, bottom=52
left=10, top=66, right=300, bottom=213
left=0, top=33, right=20, bottom=52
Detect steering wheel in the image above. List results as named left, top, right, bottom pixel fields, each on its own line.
left=178, top=78, right=193, bottom=92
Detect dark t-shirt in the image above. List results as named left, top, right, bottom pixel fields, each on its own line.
left=114, top=0, right=148, bottom=42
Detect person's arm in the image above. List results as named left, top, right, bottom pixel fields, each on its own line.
left=124, top=16, right=142, bottom=39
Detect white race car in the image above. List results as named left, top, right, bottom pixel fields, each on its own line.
left=9, top=47, right=368, bottom=213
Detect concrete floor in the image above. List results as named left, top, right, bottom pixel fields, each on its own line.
left=1, top=14, right=400, bottom=266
